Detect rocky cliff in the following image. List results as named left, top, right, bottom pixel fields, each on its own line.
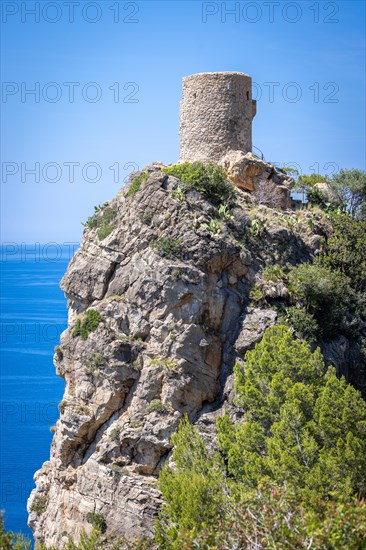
left=27, top=159, right=362, bottom=546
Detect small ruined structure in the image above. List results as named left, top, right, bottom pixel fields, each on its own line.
left=179, top=71, right=292, bottom=206
left=179, top=71, right=256, bottom=163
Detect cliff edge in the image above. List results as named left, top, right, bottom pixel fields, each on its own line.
left=27, top=160, right=363, bottom=546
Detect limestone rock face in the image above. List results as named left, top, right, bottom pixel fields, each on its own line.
left=220, top=151, right=293, bottom=209
left=235, top=308, right=277, bottom=355
left=27, top=165, right=333, bottom=546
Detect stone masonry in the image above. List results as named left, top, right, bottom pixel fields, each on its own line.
left=179, top=71, right=256, bottom=163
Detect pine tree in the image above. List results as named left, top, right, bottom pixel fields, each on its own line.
left=217, top=326, right=366, bottom=503
left=157, top=326, right=366, bottom=548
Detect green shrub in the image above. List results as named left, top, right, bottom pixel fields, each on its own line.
left=84, top=353, right=106, bottom=376
left=130, top=421, right=141, bottom=429
left=84, top=205, right=117, bottom=240
left=110, top=427, right=120, bottom=442
left=294, top=173, right=329, bottom=209
left=147, top=399, right=169, bottom=413
left=16, top=516, right=151, bottom=549
left=36, top=528, right=112, bottom=549
left=140, top=210, right=154, bottom=225
left=278, top=306, right=318, bottom=344
left=128, top=172, right=148, bottom=197
left=163, top=484, right=366, bottom=550
left=218, top=204, right=234, bottom=221
left=164, top=162, right=235, bottom=206
left=249, top=266, right=289, bottom=305
left=172, top=185, right=185, bottom=203
left=247, top=217, right=266, bottom=236
left=72, top=310, right=102, bottom=340
left=0, top=513, right=13, bottom=550
left=201, top=218, right=221, bottom=235
left=288, top=263, right=353, bottom=339
left=229, top=325, right=325, bottom=431
left=249, top=284, right=263, bottom=303
left=76, top=404, right=91, bottom=416
left=0, top=513, right=31, bottom=550
left=85, top=512, right=107, bottom=533
left=319, top=213, right=366, bottom=294
left=156, top=416, right=227, bottom=547
left=97, top=224, right=116, bottom=240
left=152, top=237, right=182, bottom=259
left=295, top=174, right=338, bottom=212
left=30, top=495, right=48, bottom=515
left=54, top=345, right=63, bottom=360
left=97, top=206, right=115, bottom=225
left=91, top=353, right=105, bottom=367
left=262, top=264, right=286, bottom=283
left=150, top=358, right=179, bottom=371
left=83, top=202, right=108, bottom=228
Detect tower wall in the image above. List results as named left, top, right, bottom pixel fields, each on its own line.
left=179, top=71, right=256, bottom=163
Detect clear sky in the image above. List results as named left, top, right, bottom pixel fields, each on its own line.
left=1, top=0, right=365, bottom=243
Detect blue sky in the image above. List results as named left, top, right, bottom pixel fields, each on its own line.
left=1, top=0, right=365, bottom=242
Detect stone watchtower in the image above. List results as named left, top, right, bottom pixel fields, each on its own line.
left=179, top=71, right=256, bottom=163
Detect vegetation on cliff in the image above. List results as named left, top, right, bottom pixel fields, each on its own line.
left=156, top=327, right=366, bottom=548
left=164, top=162, right=236, bottom=205
left=295, top=168, right=366, bottom=219
left=156, top=166, right=366, bottom=549
left=17, top=162, right=366, bottom=549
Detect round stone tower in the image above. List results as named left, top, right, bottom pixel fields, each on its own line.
left=179, top=71, right=256, bottom=163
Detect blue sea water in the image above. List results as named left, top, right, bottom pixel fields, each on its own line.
left=0, top=244, right=78, bottom=539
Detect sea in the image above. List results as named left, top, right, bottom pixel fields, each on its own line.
left=0, top=243, right=79, bottom=541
